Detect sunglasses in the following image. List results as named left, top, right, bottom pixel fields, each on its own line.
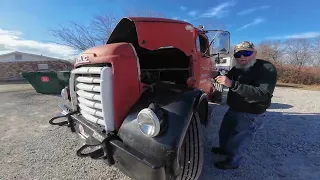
left=234, top=50, right=253, bottom=58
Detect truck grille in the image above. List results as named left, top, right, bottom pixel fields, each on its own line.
left=69, top=66, right=115, bottom=132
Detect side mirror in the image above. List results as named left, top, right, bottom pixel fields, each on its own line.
left=209, top=31, right=230, bottom=55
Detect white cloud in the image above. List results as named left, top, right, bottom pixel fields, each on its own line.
left=286, top=32, right=320, bottom=39
left=180, top=6, right=187, bottom=11
left=237, top=18, right=265, bottom=30
left=201, top=2, right=236, bottom=18
left=237, top=6, right=270, bottom=16
left=267, top=32, right=320, bottom=40
left=188, top=11, right=198, bottom=17
left=0, top=28, right=76, bottom=60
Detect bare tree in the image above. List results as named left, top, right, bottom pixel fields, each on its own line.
left=50, top=15, right=118, bottom=52
left=268, top=40, right=286, bottom=62
left=256, top=40, right=286, bottom=64
left=50, top=12, right=165, bottom=53
left=310, top=37, right=320, bottom=67
left=284, top=38, right=312, bottom=67
left=256, top=43, right=271, bottom=60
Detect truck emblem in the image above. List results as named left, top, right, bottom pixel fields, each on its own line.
left=76, top=55, right=90, bottom=64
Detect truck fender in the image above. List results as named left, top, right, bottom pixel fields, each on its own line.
left=116, top=82, right=206, bottom=178
left=195, top=93, right=209, bottom=127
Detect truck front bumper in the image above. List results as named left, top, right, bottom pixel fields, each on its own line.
left=51, top=104, right=166, bottom=180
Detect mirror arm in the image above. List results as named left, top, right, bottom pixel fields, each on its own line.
left=202, top=52, right=220, bottom=58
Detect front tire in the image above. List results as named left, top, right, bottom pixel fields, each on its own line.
left=175, top=111, right=204, bottom=180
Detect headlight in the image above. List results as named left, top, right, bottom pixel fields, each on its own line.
left=137, top=108, right=161, bottom=137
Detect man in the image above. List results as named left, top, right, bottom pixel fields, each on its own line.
left=213, top=41, right=278, bottom=170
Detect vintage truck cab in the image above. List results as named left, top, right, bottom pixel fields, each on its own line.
left=50, top=17, right=230, bottom=180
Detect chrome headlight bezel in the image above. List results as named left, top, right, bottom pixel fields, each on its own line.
left=137, top=108, right=161, bottom=137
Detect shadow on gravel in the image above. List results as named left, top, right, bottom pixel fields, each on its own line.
left=268, top=103, right=294, bottom=109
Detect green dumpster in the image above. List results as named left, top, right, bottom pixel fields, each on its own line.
left=56, top=71, right=71, bottom=87
left=21, top=71, right=71, bottom=94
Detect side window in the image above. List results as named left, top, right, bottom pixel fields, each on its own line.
left=196, top=36, right=201, bottom=52
left=196, top=35, right=208, bottom=55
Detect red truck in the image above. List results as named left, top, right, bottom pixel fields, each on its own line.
left=50, top=17, right=230, bottom=180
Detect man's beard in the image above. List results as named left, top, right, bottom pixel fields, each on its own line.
left=234, top=58, right=257, bottom=70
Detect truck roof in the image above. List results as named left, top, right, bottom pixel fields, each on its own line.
left=107, top=17, right=196, bottom=56
left=126, top=17, right=192, bottom=25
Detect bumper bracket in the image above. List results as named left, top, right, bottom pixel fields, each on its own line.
left=49, top=110, right=79, bottom=132
left=76, top=133, right=117, bottom=166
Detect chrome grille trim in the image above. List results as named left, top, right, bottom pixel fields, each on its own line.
left=76, top=76, right=101, bottom=84
left=76, top=83, right=101, bottom=92
left=78, top=97, right=102, bottom=109
left=69, top=66, right=115, bottom=132
left=76, top=90, right=101, bottom=101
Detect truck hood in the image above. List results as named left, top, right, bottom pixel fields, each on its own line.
left=74, top=42, right=136, bottom=67
left=106, top=17, right=195, bottom=56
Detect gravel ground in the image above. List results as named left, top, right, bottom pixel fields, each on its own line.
left=0, top=87, right=319, bottom=180
left=201, top=87, right=320, bottom=180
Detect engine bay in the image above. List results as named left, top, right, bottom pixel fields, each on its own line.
left=138, top=47, right=191, bottom=85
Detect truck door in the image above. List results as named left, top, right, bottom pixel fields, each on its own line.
left=196, top=34, right=215, bottom=94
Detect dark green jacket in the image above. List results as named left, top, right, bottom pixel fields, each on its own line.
left=226, top=59, right=278, bottom=114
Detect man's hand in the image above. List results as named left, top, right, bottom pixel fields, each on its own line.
left=215, top=75, right=233, bottom=88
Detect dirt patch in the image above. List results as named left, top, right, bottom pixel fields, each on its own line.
left=0, top=82, right=34, bottom=93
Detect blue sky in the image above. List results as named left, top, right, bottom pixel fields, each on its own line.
left=1, top=0, right=320, bottom=59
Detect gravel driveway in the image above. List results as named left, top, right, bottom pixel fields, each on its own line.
left=0, top=87, right=319, bottom=180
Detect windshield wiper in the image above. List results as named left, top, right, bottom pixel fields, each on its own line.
left=203, top=31, right=221, bottom=57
